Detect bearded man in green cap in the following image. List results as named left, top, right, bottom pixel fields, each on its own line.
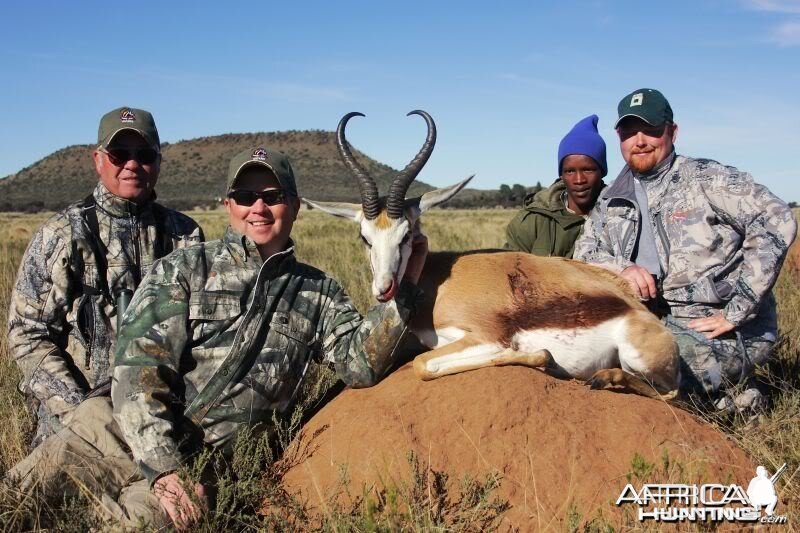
left=7, top=107, right=204, bottom=448
left=6, top=146, right=428, bottom=529
left=574, top=88, right=797, bottom=412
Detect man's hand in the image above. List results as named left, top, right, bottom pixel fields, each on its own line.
left=153, top=472, right=207, bottom=529
left=621, top=265, right=657, bottom=300
left=403, top=234, right=429, bottom=285
left=687, top=313, right=736, bottom=339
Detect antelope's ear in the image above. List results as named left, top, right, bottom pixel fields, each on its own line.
left=417, top=175, right=474, bottom=213
left=302, top=199, right=363, bottom=222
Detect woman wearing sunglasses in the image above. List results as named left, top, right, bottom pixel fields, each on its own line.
left=10, top=146, right=427, bottom=529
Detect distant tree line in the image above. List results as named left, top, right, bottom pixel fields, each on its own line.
left=0, top=181, right=550, bottom=213
left=0, top=200, right=45, bottom=213
left=0, top=197, right=222, bottom=213
left=445, top=182, right=545, bottom=209
left=4, top=187, right=796, bottom=214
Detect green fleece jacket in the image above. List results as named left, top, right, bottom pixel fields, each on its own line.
left=504, top=180, right=591, bottom=258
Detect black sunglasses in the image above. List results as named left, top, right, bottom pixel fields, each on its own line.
left=227, top=189, right=287, bottom=206
left=101, top=147, right=160, bottom=166
left=616, top=122, right=669, bottom=141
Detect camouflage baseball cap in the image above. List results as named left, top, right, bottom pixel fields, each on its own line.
left=226, top=147, right=298, bottom=196
left=615, top=88, right=674, bottom=128
left=98, top=107, right=160, bottom=148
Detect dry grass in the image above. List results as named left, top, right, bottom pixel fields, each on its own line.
left=0, top=207, right=798, bottom=531
left=0, top=213, right=44, bottom=473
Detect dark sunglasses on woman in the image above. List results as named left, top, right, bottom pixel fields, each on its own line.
left=227, top=189, right=287, bottom=206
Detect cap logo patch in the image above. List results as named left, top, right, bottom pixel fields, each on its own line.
left=252, top=148, right=268, bottom=161
left=630, top=93, right=644, bottom=107
left=120, top=109, right=136, bottom=122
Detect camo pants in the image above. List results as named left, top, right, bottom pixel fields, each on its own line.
left=664, top=316, right=773, bottom=398
left=5, top=397, right=168, bottom=530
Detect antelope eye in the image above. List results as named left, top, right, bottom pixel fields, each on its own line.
left=360, top=234, right=372, bottom=248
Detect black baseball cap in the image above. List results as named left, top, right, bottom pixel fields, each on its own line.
left=615, top=89, right=673, bottom=128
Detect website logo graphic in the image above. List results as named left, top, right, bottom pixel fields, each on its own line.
left=616, top=463, right=788, bottom=524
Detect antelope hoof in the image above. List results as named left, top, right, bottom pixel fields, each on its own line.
left=586, top=369, right=616, bottom=390
left=540, top=349, right=554, bottom=368
left=658, top=389, right=680, bottom=402
left=587, top=377, right=605, bottom=390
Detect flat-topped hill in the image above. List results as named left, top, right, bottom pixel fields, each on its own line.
left=0, top=130, right=435, bottom=212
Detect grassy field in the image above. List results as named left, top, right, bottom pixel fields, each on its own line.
left=0, top=207, right=798, bottom=531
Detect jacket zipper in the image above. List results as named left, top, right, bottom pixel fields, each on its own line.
left=131, top=213, right=142, bottom=285
left=620, top=205, right=638, bottom=261
left=652, top=211, right=670, bottom=276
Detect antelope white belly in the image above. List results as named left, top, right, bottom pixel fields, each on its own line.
left=511, top=317, right=626, bottom=379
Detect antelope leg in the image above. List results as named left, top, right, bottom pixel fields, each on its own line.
left=587, top=368, right=678, bottom=401
left=413, top=336, right=553, bottom=381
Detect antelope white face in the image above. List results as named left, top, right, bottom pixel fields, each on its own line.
left=359, top=209, right=418, bottom=301
left=304, top=175, right=473, bottom=301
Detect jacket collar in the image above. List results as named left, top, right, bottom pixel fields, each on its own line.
left=92, top=182, right=156, bottom=218
left=635, top=150, right=676, bottom=181
left=222, top=225, right=296, bottom=273
left=524, top=179, right=567, bottom=212
left=604, top=150, right=677, bottom=202
left=524, top=179, right=604, bottom=225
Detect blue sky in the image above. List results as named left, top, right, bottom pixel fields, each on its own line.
left=1, top=0, right=798, bottom=201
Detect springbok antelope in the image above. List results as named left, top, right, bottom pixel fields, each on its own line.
left=305, top=111, right=680, bottom=399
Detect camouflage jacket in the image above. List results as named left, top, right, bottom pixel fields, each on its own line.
left=7, top=182, right=203, bottom=428
left=112, top=226, right=420, bottom=484
left=573, top=155, right=797, bottom=329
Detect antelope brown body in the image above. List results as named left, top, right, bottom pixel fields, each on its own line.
left=304, top=111, right=680, bottom=399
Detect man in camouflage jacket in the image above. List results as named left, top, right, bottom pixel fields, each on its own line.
left=7, top=146, right=427, bottom=529
left=574, top=89, right=797, bottom=409
left=7, top=107, right=203, bottom=446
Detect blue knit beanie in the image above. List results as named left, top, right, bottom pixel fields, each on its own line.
left=557, top=115, right=607, bottom=177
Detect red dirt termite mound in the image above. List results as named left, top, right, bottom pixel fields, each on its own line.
left=281, top=364, right=755, bottom=529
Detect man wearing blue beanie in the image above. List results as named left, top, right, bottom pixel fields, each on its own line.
left=505, top=114, right=606, bottom=257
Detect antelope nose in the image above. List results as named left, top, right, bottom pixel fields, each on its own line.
left=376, top=278, right=398, bottom=302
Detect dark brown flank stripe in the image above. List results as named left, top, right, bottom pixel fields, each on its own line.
left=497, top=259, right=630, bottom=346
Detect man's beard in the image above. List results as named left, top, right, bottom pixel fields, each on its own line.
left=628, top=151, right=658, bottom=174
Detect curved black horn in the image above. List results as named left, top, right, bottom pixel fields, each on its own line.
left=337, top=112, right=380, bottom=220
left=386, top=110, right=437, bottom=218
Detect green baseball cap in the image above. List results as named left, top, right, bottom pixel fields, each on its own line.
left=98, top=107, right=160, bottom=148
left=615, top=88, right=673, bottom=128
left=226, top=147, right=298, bottom=196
